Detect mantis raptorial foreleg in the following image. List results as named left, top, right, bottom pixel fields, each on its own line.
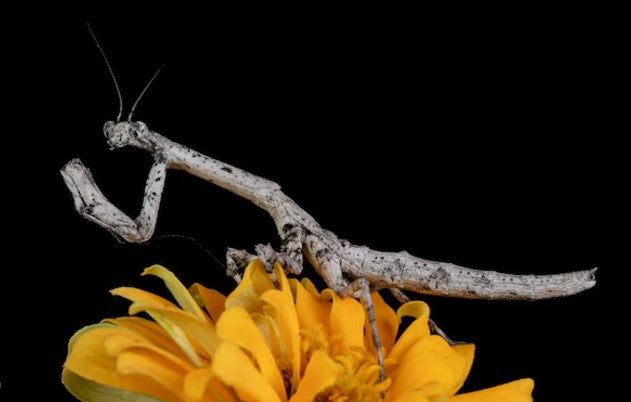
left=61, top=156, right=166, bottom=243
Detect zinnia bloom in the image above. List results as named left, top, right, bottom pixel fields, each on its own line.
left=63, top=260, right=534, bottom=401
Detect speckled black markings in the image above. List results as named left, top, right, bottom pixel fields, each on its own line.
left=315, top=248, right=327, bottom=259
left=278, top=223, right=304, bottom=273
left=429, top=267, right=452, bottom=286
left=478, top=273, right=492, bottom=287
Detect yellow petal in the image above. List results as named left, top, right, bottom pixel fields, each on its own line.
left=190, top=283, right=226, bottom=322
left=288, top=277, right=301, bottom=299
left=388, top=382, right=447, bottom=402
left=116, top=348, right=188, bottom=398
left=103, top=333, right=195, bottom=372
left=111, top=287, right=179, bottom=311
left=329, top=296, right=365, bottom=353
left=216, top=306, right=287, bottom=401
left=251, top=312, right=281, bottom=357
left=116, top=286, right=217, bottom=364
left=451, top=344, right=475, bottom=394
left=62, top=369, right=164, bottom=402
left=299, top=277, right=320, bottom=297
left=64, top=327, right=179, bottom=401
left=259, top=263, right=302, bottom=394
left=289, top=350, right=342, bottom=402
left=226, top=259, right=275, bottom=313
left=142, top=265, right=207, bottom=321
left=320, top=288, right=340, bottom=302
left=294, top=278, right=331, bottom=332
left=387, top=335, right=469, bottom=398
left=450, top=378, right=534, bottom=402
left=388, top=301, right=430, bottom=363
left=184, top=368, right=237, bottom=401
left=183, top=368, right=212, bottom=399
left=211, top=341, right=281, bottom=402
left=365, top=291, right=399, bottom=357
left=65, top=326, right=140, bottom=377
left=130, top=304, right=220, bottom=361
left=389, top=390, right=431, bottom=402
left=103, top=316, right=187, bottom=359
left=146, top=310, right=205, bottom=368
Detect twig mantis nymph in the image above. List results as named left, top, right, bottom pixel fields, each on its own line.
left=62, top=24, right=597, bottom=378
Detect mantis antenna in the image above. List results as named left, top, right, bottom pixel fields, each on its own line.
left=86, top=23, right=124, bottom=122
left=127, top=64, right=164, bottom=121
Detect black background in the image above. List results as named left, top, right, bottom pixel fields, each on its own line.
left=3, top=7, right=624, bottom=401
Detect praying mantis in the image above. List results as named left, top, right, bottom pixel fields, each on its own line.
left=61, top=25, right=597, bottom=374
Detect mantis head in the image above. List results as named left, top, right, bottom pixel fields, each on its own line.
left=103, top=121, right=149, bottom=149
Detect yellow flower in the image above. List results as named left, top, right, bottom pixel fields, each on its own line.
left=63, top=260, right=534, bottom=401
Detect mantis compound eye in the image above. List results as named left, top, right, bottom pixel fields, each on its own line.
left=103, top=121, right=119, bottom=148
left=103, top=121, right=115, bottom=136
